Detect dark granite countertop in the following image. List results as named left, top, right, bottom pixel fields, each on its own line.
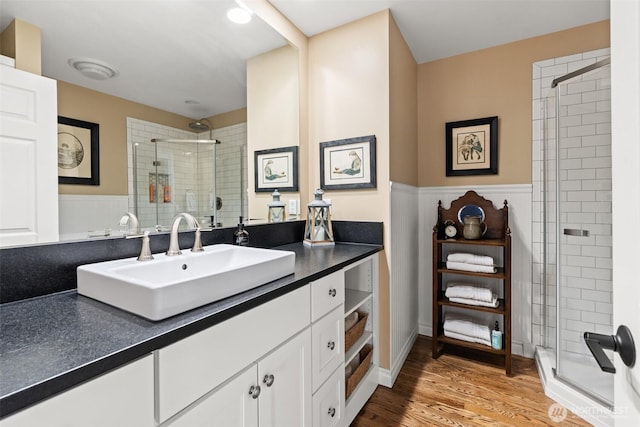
left=0, top=242, right=381, bottom=419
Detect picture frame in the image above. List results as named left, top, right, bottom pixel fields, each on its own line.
left=320, top=135, right=376, bottom=190
left=254, top=146, right=299, bottom=192
left=57, top=116, right=100, bottom=185
left=445, top=116, right=498, bottom=176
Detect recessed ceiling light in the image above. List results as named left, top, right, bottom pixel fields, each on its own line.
left=68, top=57, right=119, bottom=80
left=227, top=7, right=252, bottom=24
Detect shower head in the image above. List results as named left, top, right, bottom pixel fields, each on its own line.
left=189, top=118, right=211, bottom=132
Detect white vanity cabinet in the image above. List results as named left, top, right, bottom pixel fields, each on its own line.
left=0, top=356, right=154, bottom=427
left=168, top=329, right=312, bottom=427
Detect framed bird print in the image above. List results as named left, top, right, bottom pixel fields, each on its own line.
left=254, top=146, right=298, bottom=192
left=320, top=135, right=376, bottom=190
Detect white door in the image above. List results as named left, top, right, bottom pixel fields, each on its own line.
left=0, top=64, right=58, bottom=246
left=611, top=0, right=640, bottom=424
left=169, top=366, right=258, bottom=427
left=258, top=329, right=312, bottom=427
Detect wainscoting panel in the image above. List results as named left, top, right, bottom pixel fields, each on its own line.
left=59, top=195, right=129, bottom=241
left=418, top=185, right=533, bottom=357
left=384, top=182, right=419, bottom=387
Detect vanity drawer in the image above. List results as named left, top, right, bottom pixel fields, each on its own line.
left=312, top=363, right=345, bottom=427
left=311, top=270, right=345, bottom=322
left=156, top=285, right=310, bottom=423
left=311, top=306, right=344, bottom=392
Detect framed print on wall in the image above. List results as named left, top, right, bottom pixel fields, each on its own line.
left=57, top=116, right=100, bottom=185
left=445, top=116, right=498, bottom=176
left=254, top=146, right=299, bottom=192
left=320, top=135, right=376, bottom=190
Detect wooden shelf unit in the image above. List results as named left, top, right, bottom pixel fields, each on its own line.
left=432, top=190, right=512, bottom=375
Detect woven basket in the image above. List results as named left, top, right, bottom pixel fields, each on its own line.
left=346, top=344, right=373, bottom=399
left=345, top=311, right=368, bottom=353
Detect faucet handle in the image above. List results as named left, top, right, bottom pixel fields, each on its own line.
left=137, top=231, right=154, bottom=261
left=192, top=228, right=204, bottom=252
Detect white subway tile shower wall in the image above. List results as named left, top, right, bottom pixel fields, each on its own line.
left=127, top=118, right=247, bottom=230
left=531, top=48, right=611, bottom=356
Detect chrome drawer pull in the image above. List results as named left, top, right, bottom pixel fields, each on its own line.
left=263, top=374, right=275, bottom=387
left=327, top=340, right=335, bottom=350
left=328, top=407, right=336, bottom=417
left=328, top=288, right=337, bottom=297
left=248, top=385, right=261, bottom=399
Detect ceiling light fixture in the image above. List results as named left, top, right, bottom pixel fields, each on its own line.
left=68, top=57, right=119, bottom=80
left=227, top=0, right=252, bottom=24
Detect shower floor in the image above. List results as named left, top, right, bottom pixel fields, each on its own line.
left=535, top=347, right=614, bottom=427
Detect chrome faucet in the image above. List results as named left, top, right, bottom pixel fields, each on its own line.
left=166, top=213, right=201, bottom=256
left=119, top=212, right=140, bottom=235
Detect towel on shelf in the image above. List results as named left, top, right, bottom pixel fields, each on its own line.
left=445, top=283, right=494, bottom=303
left=443, top=313, right=492, bottom=344
left=449, top=296, right=499, bottom=308
left=446, top=261, right=497, bottom=274
left=447, top=252, right=495, bottom=266
left=443, top=329, right=492, bottom=347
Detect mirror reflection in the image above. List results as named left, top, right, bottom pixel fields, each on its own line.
left=0, top=0, right=298, bottom=244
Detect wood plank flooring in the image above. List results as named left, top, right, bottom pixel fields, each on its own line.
left=351, top=336, right=592, bottom=427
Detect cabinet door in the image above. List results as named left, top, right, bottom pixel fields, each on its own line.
left=258, top=329, right=312, bottom=427
left=0, top=356, right=153, bottom=427
left=311, top=306, right=345, bottom=392
left=0, top=65, right=58, bottom=247
left=312, top=364, right=345, bottom=427
left=168, top=366, right=258, bottom=427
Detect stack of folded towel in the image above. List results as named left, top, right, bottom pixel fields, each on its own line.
left=446, top=252, right=497, bottom=273
left=445, top=282, right=499, bottom=308
left=443, top=312, right=492, bottom=347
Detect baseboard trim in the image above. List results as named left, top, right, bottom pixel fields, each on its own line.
left=379, top=327, right=418, bottom=388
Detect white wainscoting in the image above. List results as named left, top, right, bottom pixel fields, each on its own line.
left=59, top=195, right=129, bottom=241
left=418, top=185, right=534, bottom=357
left=380, top=182, right=419, bottom=388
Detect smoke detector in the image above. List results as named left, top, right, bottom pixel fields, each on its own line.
left=68, top=57, right=119, bottom=80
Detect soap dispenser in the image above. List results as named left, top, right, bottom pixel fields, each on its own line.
left=234, top=216, right=249, bottom=246
left=491, top=321, right=502, bottom=350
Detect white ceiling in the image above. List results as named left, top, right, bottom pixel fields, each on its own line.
left=0, top=0, right=609, bottom=119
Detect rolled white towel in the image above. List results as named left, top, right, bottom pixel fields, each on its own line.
left=444, top=313, right=492, bottom=343
left=444, top=330, right=492, bottom=347
left=446, top=261, right=497, bottom=274
left=447, top=252, right=495, bottom=266
left=449, top=296, right=499, bottom=308
left=445, top=283, right=494, bottom=303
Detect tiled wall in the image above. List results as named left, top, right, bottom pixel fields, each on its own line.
left=127, top=119, right=247, bottom=230
left=531, top=48, right=611, bottom=356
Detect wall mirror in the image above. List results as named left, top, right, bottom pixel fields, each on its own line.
left=0, top=0, right=299, bottom=244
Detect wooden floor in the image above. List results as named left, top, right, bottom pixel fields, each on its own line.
left=351, top=336, right=592, bottom=427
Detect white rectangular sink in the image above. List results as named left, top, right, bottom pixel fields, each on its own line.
left=77, top=244, right=295, bottom=321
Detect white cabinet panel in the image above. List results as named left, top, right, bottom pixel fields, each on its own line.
left=258, top=329, right=312, bottom=427
left=311, top=271, right=345, bottom=322
left=313, top=364, right=345, bottom=427
left=312, top=306, right=344, bottom=392
left=157, top=285, right=310, bottom=423
left=0, top=356, right=153, bottom=427
left=0, top=65, right=58, bottom=247
left=168, top=366, right=258, bottom=427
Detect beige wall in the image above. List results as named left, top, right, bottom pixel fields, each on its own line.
left=0, top=19, right=41, bottom=74
left=389, top=15, right=418, bottom=186
left=210, top=108, right=246, bottom=129
left=418, top=20, right=610, bottom=187
left=308, top=10, right=393, bottom=369
left=247, top=44, right=300, bottom=220
left=57, top=81, right=192, bottom=195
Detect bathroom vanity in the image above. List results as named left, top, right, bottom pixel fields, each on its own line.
left=0, top=232, right=381, bottom=427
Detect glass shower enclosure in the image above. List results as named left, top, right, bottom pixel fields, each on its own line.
left=542, top=57, right=613, bottom=407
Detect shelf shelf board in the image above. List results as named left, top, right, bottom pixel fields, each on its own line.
left=438, top=298, right=506, bottom=314
left=436, top=263, right=506, bottom=279
left=436, top=335, right=505, bottom=355
left=345, top=329, right=373, bottom=365
left=436, top=238, right=506, bottom=246
left=345, top=289, right=372, bottom=317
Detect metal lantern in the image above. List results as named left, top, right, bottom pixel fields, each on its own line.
left=268, top=189, right=286, bottom=223
left=303, top=189, right=334, bottom=247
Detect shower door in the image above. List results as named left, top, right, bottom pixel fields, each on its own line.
left=548, top=61, right=614, bottom=406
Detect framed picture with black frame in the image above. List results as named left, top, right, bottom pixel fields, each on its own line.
left=254, top=146, right=299, bottom=192
left=57, top=116, right=100, bottom=185
left=319, top=135, right=376, bottom=190
left=445, top=116, right=498, bottom=176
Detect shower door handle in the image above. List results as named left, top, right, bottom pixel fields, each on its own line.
left=584, top=325, right=636, bottom=374
left=563, top=228, right=589, bottom=237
